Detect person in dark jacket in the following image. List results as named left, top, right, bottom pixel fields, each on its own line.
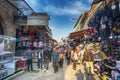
left=52, top=48, right=59, bottom=73
left=43, top=47, right=51, bottom=72
left=66, top=47, right=71, bottom=65
left=83, top=46, right=95, bottom=76
left=26, top=48, right=33, bottom=71
left=37, top=48, right=43, bottom=70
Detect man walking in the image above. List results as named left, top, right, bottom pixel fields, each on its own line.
left=26, top=48, right=33, bottom=71
left=83, top=46, right=95, bottom=76
left=43, top=47, right=51, bottom=72
left=52, top=48, right=59, bottom=73
left=37, top=48, right=43, bottom=70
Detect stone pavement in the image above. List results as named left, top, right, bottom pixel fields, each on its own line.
left=11, top=61, right=101, bottom=80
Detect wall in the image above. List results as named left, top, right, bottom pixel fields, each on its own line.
left=0, top=0, right=17, bottom=37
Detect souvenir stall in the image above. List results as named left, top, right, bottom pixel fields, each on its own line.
left=0, top=35, right=16, bottom=79
left=15, top=25, right=46, bottom=56
left=86, top=1, right=120, bottom=80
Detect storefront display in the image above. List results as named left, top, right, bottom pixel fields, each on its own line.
left=84, top=1, right=120, bottom=80
left=0, top=35, right=16, bottom=80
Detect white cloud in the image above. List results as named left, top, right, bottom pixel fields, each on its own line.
left=43, top=1, right=90, bottom=16
left=25, top=0, right=42, bottom=11
left=25, top=0, right=91, bottom=16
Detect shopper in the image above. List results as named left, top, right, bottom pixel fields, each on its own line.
left=52, top=48, right=59, bottom=73
left=83, top=46, right=95, bottom=76
left=26, top=48, right=33, bottom=71
left=80, top=46, right=85, bottom=64
left=37, top=48, right=43, bottom=70
left=71, top=49, right=78, bottom=70
left=43, top=47, right=51, bottom=72
left=66, top=47, right=71, bottom=65
left=58, top=47, right=64, bottom=68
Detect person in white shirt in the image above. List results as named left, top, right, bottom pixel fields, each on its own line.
left=80, top=47, right=85, bottom=64
left=33, top=41, right=38, bottom=48
left=71, top=49, right=78, bottom=70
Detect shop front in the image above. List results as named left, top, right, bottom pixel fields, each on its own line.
left=85, top=0, right=120, bottom=79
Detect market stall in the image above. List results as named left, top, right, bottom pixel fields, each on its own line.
left=86, top=0, right=120, bottom=80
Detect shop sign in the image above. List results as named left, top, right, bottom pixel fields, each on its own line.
left=23, top=26, right=39, bottom=31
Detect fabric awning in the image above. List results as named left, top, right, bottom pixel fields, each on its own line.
left=69, top=29, right=87, bottom=39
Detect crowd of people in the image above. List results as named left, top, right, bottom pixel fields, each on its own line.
left=25, top=42, right=107, bottom=76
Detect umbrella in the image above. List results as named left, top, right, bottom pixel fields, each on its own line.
left=16, top=36, right=28, bottom=42
left=21, top=36, right=29, bottom=41
left=16, top=37, right=22, bottom=42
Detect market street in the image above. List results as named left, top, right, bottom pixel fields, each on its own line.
left=11, top=61, right=101, bottom=80
left=0, top=0, right=120, bottom=80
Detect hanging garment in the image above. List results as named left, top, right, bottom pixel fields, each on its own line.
left=38, top=41, right=43, bottom=48
left=22, top=41, right=26, bottom=47
left=111, top=2, right=119, bottom=18
left=26, top=41, right=30, bottom=48
left=33, top=41, right=38, bottom=48
left=30, top=42, right=33, bottom=48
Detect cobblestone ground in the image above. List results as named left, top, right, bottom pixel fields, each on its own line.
left=11, top=61, right=101, bottom=80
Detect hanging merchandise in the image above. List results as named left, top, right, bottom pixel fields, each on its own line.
left=30, top=42, right=33, bottom=48
left=29, top=31, right=35, bottom=42
left=90, top=26, right=95, bottom=37
left=111, top=70, right=120, bottom=80
left=38, top=41, right=43, bottom=48
left=111, top=2, right=120, bottom=18
left=102, top=75, right=107, bottom=80
left=22, top=41, right=26, bottom=47
left=33, top=40, right=38, bottom=48
left=26, top=40, right=30, bottom=48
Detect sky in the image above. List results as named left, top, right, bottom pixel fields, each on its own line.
left=25, top=0, right=93, bottom=41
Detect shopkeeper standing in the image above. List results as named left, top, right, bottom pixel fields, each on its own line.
left=26, top=48, right=33, bottom=71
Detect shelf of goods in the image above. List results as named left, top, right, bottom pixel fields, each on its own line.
left=0, top=51, right=15, bottom=80
left=102, top=62, right=120, bottom=80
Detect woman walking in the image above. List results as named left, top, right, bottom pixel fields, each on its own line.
left=71, top=49, right=78, bottom=70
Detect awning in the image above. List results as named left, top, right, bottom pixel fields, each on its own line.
left=69, top=29, right=87, bottom=39
left=6, top=0, right=33, bottom=15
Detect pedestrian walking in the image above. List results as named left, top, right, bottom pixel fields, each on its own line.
left=37, top=48, right=43, bottom=70
left=26, top=48, right=33, bottom=71
left=66, top=47, right=71, bottom=65
left=80, top=46, right=85, bottom=64
left=71, top=49, right=78, bottom=70
left=43, top=47, right=51, bottom=72
left=83, top=46, right=95, bottom=76
left=52, top=48, right=59, bottom=73
left=58, top=47, right=64, bottom=68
